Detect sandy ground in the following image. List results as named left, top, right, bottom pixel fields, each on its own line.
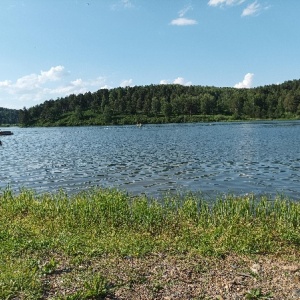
left=44, top=252, right=300, bottom=299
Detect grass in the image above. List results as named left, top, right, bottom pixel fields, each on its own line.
left=0, top=188, right=299, bottom=299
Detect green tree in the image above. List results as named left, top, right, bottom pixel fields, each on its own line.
left=103, top=105, right=113, bottom=124
left=162, top=100, right=172, bottom=119
left=19, top=107, right=30, bottom=126
left=284, top=92, right=299, bottom=114
left=75, top=106, right=84, bottom=121
left=200, top=93, right=215, bottom=115
left=151, top=97, right=161, bottom=116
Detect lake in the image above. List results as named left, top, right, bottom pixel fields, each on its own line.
left=1, top=121, right=300, bottom=200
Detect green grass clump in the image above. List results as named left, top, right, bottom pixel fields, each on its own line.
left=0, top=188, right=299, bottom=298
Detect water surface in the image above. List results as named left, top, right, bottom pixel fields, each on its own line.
left=1, top=121, right=300, bottom=199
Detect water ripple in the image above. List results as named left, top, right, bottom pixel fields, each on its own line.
left=1, top=121, right=300, bottom=199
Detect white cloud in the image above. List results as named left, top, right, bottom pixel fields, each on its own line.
left=208, top=0, right=245, bottom=6
left=174, top=77, right=192, bottom=86
left=9, top=66, right=67, bottom=93
left=234, top=73, right=254, bottom=88
left=100, top=84, right=112, bottom=90
left=160, top=77, right=192, bottom=86
left=0, top=67, right=110, bottom=109
left=170, top=18, right=198, bottom=26
left=160, top=80, right=169, bottom=85
left=38, top=65, right=66, bottom=83
left=71, top=78, right=84, bottom=87
left=14, top=74, right=39, bottom=91
left=46, top=77, right=108, bottom=96
left=0, top=80, right=11, bottom=87
left=209, top=0, right=268, bottom=17
left=120, top=79, right=133, bottom=87
left=242, top=1, right=261, bottom=16
left=179, top=5, right=193, bottom=17
left=170, top=5, right=197, bottom=26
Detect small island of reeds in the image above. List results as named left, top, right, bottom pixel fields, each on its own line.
left=1, top=188, right=299, bottom=299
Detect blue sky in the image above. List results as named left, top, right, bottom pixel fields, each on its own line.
left=1, top=0, right=300, bottom=109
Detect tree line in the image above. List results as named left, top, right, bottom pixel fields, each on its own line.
left=0, top=108, right=19, bottom=125
left=16, top=79, right=300, bottom=126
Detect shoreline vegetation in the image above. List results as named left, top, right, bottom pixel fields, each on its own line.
left=1, top=116, right=300, bottom=129
left=2, top=116, right=300, bottom=129
left=1, top=188, right=299, bottom=299
left=15, top=80, right=300, bottom=127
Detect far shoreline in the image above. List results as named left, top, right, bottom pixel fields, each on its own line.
left=8, top=115, right=300, bottom=128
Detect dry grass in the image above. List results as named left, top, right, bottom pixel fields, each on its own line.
left=42, top=252, right=300, bottom=299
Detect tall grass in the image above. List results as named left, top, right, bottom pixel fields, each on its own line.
left=0, top=188, right=299, bottom=298
left=1, top=188, right=300, bottom=254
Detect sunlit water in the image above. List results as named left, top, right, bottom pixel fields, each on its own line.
left=1, top=121, right=300, bottom=199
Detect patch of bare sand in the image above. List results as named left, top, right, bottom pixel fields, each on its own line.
left=44, top=252, right=300, bottom=299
